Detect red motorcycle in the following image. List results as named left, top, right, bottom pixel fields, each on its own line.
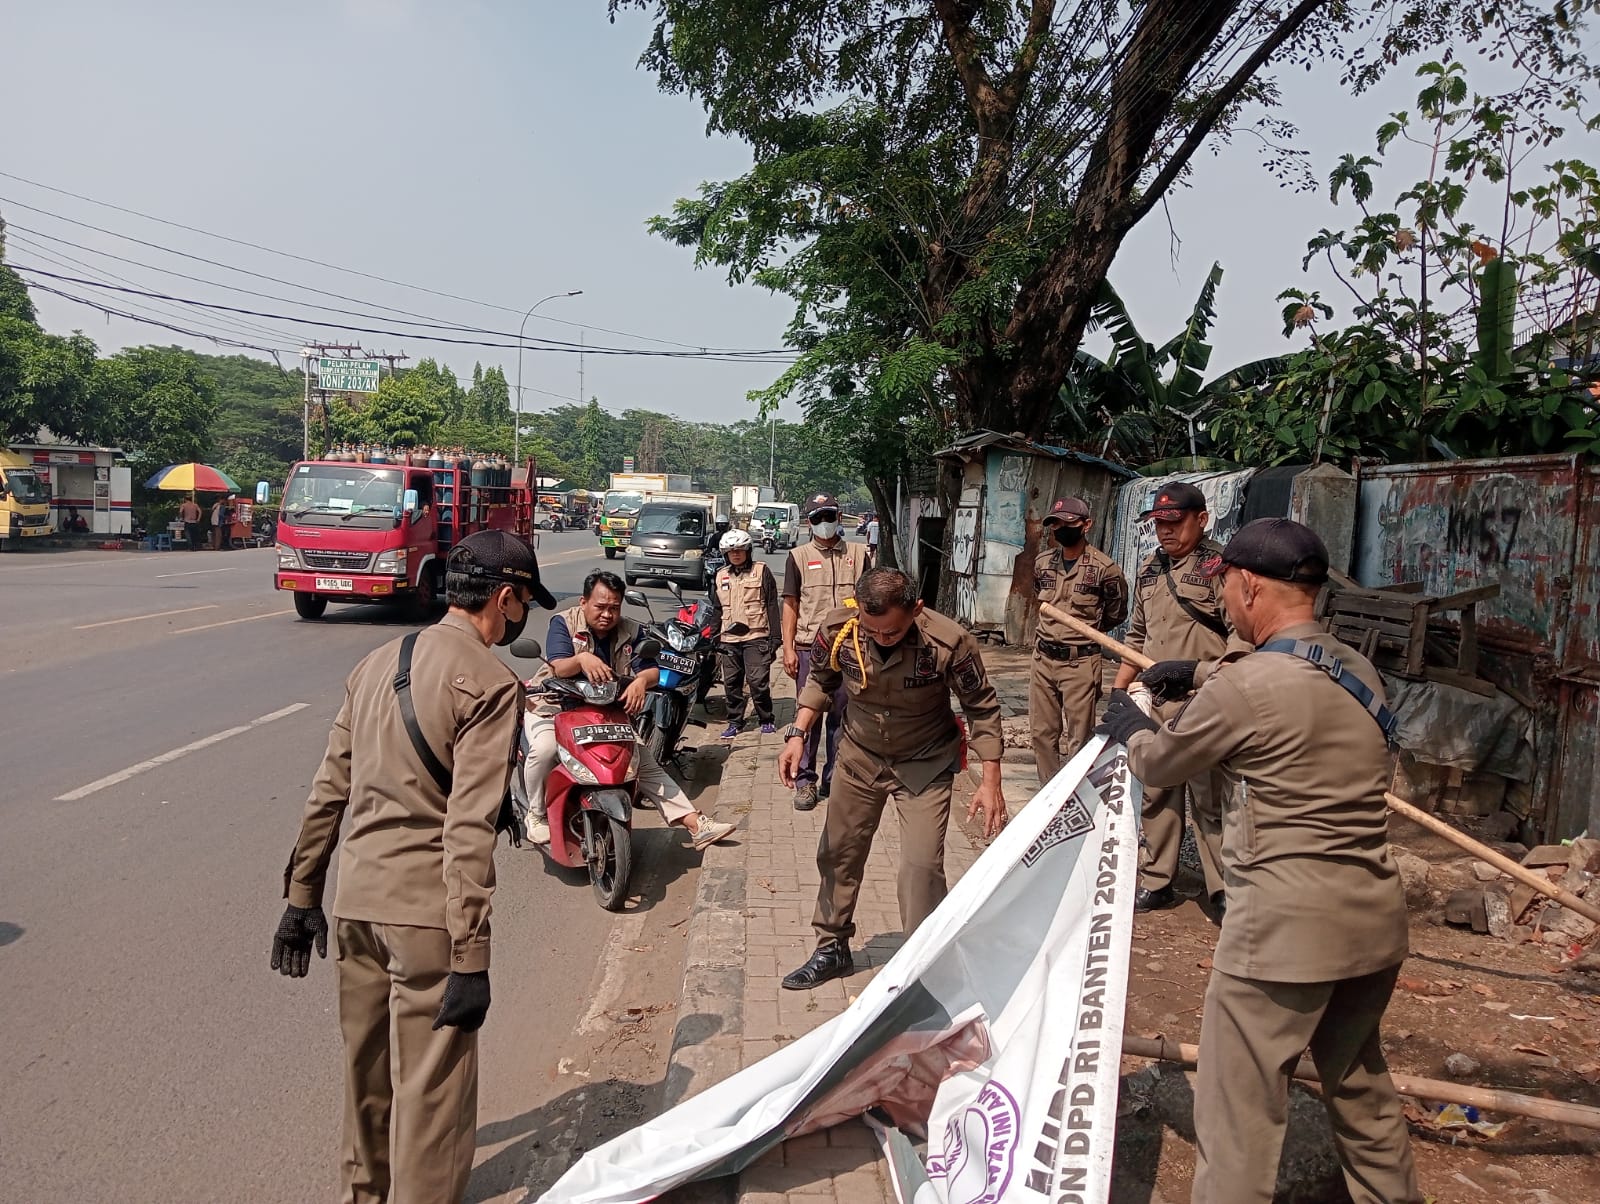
left=507, top=636, right=656, bottom=910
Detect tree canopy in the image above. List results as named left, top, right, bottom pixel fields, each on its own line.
left=620, top=0, right=1600, bottom=454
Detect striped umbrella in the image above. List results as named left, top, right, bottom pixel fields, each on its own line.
left=144, top=463, right=242, bottom=493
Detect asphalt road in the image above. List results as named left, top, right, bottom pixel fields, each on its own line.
left=0, top=530, right=717, bottom=1203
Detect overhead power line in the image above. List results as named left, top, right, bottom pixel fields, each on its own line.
left=9, top=265, right=798, bottom=362
left=0, top=170, right=776, bottom=352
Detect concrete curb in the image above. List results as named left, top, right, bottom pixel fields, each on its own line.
left=663, top=742, right=758, bottom=1109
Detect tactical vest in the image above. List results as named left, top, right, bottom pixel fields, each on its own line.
left=716, top=561, right=772, bottom=644
left=788, top=540, right=863, bottom=643
left=533, top=605, right=641, bottom=684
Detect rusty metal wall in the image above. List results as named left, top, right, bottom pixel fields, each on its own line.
left=1351, top=454, right=1600, bottom=838
left=1352, top=455, right=1581, bottom=652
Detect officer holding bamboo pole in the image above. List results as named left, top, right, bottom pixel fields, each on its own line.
left=1095, top=518, right=1422, bottom=1204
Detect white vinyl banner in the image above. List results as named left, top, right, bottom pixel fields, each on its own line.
left=541, top=736, right=1142, bottom=1204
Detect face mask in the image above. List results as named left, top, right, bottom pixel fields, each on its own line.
left=496, top=593, right=529, bottom=646
left=1054, top=526, right=1085, bottom=548
left=812, top=521, right=841, bottom=540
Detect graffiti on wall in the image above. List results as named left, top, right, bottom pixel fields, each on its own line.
left=951, top=506, right=979, bottom=576
left=1356, top=468, right=1574, bottom=644
left=985, top=453, right=1028, bottom=546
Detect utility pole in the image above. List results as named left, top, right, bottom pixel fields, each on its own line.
left=365, top=349, right=410, bottom=378
left=1165, top=403, right=1210, bottom=463
left=768, top=416, right=776, bottom=490
left=578, top=331, right=585, bottom=407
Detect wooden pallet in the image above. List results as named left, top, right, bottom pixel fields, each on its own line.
left=1321, top=574, right=1500, bottom=696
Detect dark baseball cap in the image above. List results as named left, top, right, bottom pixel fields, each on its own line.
left=1139, top=481, right=1208, bottom=522
left=805, top=493, right=840, bottom=518
left=450, top=529, right=558, bottom=609
left=1042, top=496, right=1092, bottom=527
left=1201, top=518, right=1330, bottom=585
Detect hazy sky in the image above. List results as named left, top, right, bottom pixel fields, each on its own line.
left=3, top=2, right=1594, bottom=425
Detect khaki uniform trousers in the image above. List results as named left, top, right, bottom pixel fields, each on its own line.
left=1193, top=964, right=1420, bottom=1204
left=336, top=919, right=478, bottom=1204
left=1139, top=698, right=1226, bottom=894
left=812, top=745, right=953, bottom=947
left=1029, top=651, right=1102, bottom=785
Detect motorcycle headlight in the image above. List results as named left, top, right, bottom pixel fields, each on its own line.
left=373, top=548, right=407, bottom=575
left=579, top=679, right=620, bottom=705
left=557, top=744, right=600, bottom=785
left=276, top=543, right=298, bottom=569
left=665, top=624, right=698, bottom=653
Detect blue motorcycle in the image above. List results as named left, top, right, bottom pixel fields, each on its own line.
left=625, top=583, right=718, bottom=766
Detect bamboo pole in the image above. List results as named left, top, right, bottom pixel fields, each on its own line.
left=1043, top=603, right=1600, bottom=930
left=1122, top=1035, right=1600, bottom=1132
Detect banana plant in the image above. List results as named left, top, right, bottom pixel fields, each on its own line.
left=1051, top=262, right=1284, bottom=463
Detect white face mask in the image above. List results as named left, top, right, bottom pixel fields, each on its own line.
left=811, top=521, right=841, bottom=540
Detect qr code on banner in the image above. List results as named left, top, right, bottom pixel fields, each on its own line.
left=1021, top=797, right=1094, bottom=868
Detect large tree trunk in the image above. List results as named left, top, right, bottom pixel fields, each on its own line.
left=865, top=474, right=897, bottom=569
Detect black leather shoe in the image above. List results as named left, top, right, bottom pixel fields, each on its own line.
left=782, top=943, right=853, bottom=990
left=1209, top=891, right=1227, bottom=922
left=1134, top=886, right=1177, bottom=912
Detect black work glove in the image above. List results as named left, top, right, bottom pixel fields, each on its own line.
left=432, top=970, right=491, bottom=1032
left=1136, top=659, right=1198, bottom=703
left=1095, top=689, right=1160, bottom=745
left=270, top=904, right=329, bottom=978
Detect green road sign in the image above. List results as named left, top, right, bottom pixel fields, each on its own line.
left=317, top=358, right=382, bottom=393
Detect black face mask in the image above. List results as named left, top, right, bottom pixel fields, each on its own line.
left=496, top=593, right=529, bottom=646
left=1054, top=526, right=1086, bottom=548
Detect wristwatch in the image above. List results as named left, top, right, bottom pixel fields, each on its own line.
left=783, top=725, right=806, bottom=742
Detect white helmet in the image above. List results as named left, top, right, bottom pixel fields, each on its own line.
left=719, top=528, right=753, bottom=552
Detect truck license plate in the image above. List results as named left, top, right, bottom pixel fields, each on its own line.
left=315, top=577, right=354, bottom=591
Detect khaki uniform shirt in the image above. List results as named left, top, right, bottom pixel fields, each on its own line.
left=284, top=612, right=522, bottom=973
left=798, top=607, right=1004, bottom=794
left=715, top=560, right=779, bottom=644
left=784, top=539, right=865, bottom=644
left=1032, top=542, right=1129, bottom=641
left=1125, top=538, right=1229, bottom=663
left=1125, top=621, right=1408, bottom=983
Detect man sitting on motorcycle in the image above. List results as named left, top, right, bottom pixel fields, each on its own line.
left=522, top=569, right=735, bottom=850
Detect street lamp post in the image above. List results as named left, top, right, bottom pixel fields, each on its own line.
left=514, top=290, right=583, bottom=464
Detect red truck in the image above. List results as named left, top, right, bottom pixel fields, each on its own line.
left=274, top=456, right=537, bottom=620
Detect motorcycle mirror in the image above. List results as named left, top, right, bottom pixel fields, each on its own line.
left=666, top=581, right=685, bottom=602
left=507, top=637, right=544, bottom=660
left=636, top=637, right=662, bottom=662
left=624, top=589, right=650, bottom=609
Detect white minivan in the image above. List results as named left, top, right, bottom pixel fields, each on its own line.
left=751, top=502, right=802, bottom=550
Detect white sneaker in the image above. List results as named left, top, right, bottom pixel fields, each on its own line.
left=527, top=819, right=550, bottom=845
left=691, top=817, right=736, bottom=850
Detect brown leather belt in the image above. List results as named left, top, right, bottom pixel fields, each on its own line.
left=1036, top=637, right=1097, bottom=663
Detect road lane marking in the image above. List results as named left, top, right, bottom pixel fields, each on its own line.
left=155, top=566, right=240, bottom=579
left=0, top=558, right=141, bottom=573
left=74, top=604, right=219, bottom=630
left=55, top=703, right=311, bottom=801
left=173, top=608, right=295, bottom=633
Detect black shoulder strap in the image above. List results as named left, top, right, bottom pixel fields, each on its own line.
left=393, top=631, right=452, bottom=793
left=1161, top=558, right=1229, bottom=641
left=1259, top=638, right=1400, bottom=747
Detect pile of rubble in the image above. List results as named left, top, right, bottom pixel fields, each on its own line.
left=1411, top=836, right=1600, bottom=945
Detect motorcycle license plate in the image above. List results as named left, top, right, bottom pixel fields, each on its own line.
left=656, top=650, right=700, bottom=674
left=572, top=723, right=639, bottom=745
left=315, top=577, right=354, bottom=591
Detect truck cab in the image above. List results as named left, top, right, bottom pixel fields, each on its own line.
left=273, top=458, right=534, bottom=620
left=0, top=451, right=54, bottom=545
left=598, top=489, right=645, bottom=558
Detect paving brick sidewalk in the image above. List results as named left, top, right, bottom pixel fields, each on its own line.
left=665, top=644, right=1037, bottom=1203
